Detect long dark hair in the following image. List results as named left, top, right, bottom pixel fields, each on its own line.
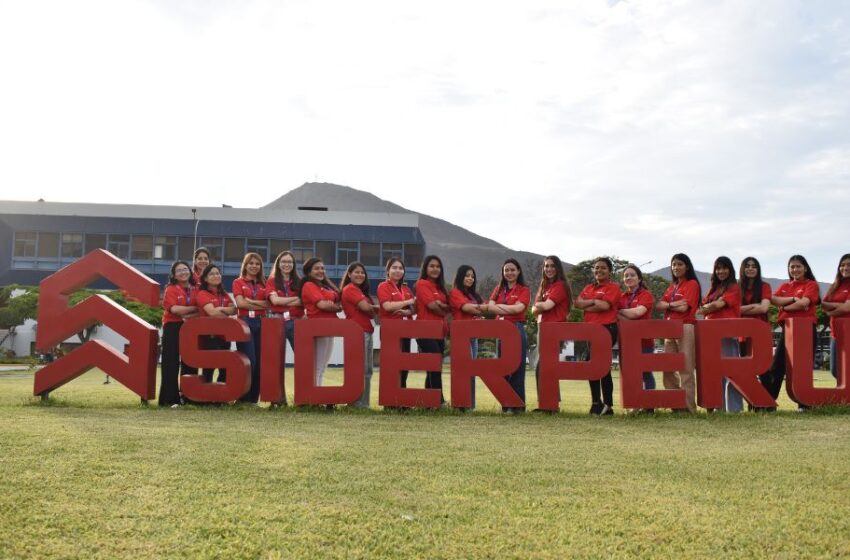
left=384, top=257, right=406, bottom=288
left=536, top=255, right=571, bottom=303
left=418, top=254, right=448, bottom=297
left=827, top=254, right=850, bottom=298
left=193, top=247, right=211, bottom=274
left=200, top=264, right=226, bottom=295
left=788, top=254, right=816, bottom=281
left=453, top=265, right=482, bottom=303
left=708, top=256, right=736, bottom=299
left=301, top=257, right=339, bottom=294
left=168, top=260, right=196, bottom=286
left=496, top=258, right=526, bottom=292
left=622, top=264, right=648, bottom=291
left=671, top=253, right=702, bottom=300
left=272, top=250, right=301, bottom=292
left=341, top=262, right=370, bottom=298
left=738, top=256, right=764, bottom=305
left=239, top=252, right=266, bottom=285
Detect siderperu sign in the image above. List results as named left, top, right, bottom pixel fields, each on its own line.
left=34, top=250, right=850, bottom=409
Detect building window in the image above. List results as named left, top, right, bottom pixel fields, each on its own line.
left=61, top=233, right=84, bottom=258
left=316, top=241, right=335, bottom=265
left=85, top=234, right=107, bottom=252
left=107, top=234, right=130, bottom=259
left=13, top=232, right=37, bottom=257
left=291, top=239, right=314, bottom=263
left=246, top=238, right=269, bottom=263
left=37, top=232, right=60, bottom=258
left=154, top=236, right=177, bottom=260
left=404, top=243, right=423, bottom=269
left=360, top=242, right=380, bottom=266
left=178, top=237, right=195, bottom=261
left=200, top=237, right=223, bottom=262
left=270, top=239, right=291, bottom=261
left=224, top=238, right=245, bottom=262
left=382, top=243, right=402, bottom=265
left=337, top=242, right=359, bottom=266
left=131, top=235, right=153, bottom=260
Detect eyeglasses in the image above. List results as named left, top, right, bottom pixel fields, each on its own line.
left=174, top=268, right=190, bottom=273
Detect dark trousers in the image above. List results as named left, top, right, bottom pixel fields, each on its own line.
left=237, top=317, right=263, bottom=403
left=400, top=337, right=411, bottom=388
left=416, top=338, right=445, bottom=403
left=202, top=336, right=229, bottom=383
left=762, top=324, right=817, bottom=402
left=159, top=322, right=196, bottom=406
left=589, top=323, right=617, bottom=407
left=497, top=322, right=528, bottom=412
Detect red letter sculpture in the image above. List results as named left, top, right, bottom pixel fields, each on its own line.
left=294, top=319, right=364, bottom=406
left=450, top=320, right=524, bottom=409
left=379, top=320, right=443, bottom=408
left=695, top=319, right=775, bottom=409
left=618, top=320, right=688, bottom=410
left=180, top=317, right=251, bottom=402
left=34, top=249, right=160, bottom=399
left=260, top=317, right=287, bottom=403
left=786, top=317, right=850, bottom=406
left=537, top=322, right=612, bottom=411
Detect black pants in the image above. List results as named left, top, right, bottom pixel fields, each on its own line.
left=416, top=338, right=446, bottom=403
left=202, top=336, right=229, bottom=383
left=588, top=323, right=617, bottom=408
left=762, top=324, right=817, bottom=401
left=159, top=322, right=196, bottom=406
left=399, top=337, right=411, bottom=389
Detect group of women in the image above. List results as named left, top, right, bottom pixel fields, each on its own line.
left=158, top=247, right=850, bottom=414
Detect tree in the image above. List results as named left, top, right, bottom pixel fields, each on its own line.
left=67, top=289, right=163, bottom=342
left=523, top=257, right=543, bottom=297
left=0, top=285, right=39, bottom=347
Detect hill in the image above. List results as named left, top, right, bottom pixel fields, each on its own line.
left=262, top=182, right=552, bottom=280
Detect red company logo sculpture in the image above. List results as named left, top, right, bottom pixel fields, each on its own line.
left=34, top=250, right=850, bottom=410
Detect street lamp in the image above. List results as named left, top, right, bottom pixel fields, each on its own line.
left=191, top=208, right=199, bottom=253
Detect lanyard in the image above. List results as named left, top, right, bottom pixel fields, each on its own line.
left=181, top=285, right=192, bottom=303
left=626, top=287, right=642, bottom=308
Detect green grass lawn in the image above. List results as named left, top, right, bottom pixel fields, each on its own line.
left=2, top=367, right=850, bottom=559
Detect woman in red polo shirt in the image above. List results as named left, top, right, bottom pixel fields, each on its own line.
left=195, top=264, right=237, bottom=384
left=487, top=258, right=530, bottom=414
left=232, top=252, right=268, bottom=404
left=699, top=256, right=743, bottom=412
left=823, top=254, right=850, bottom=380
left=738, top=256, right=772, bottom=400
left=764, top=255, right=820, bottom=406
left=300, top=257, right=342, bottom=386
left=192, top=247, right=211, bottom=286
left=159, top=260, right=198, bottom=407
left=377, top=257, right=415, bottom=390
left=531, top=256, right=571, bottom=408
left=415, top=255, right=450, bottom=404
left=450, top=265, right=486, bottom=410
left=267, top=250, right=304, bottom=361
left=575, top=257, right=621, bottom=415
left=341, top=261, right=377, bottom=408
left=617, top=263, right=656, bottom=412
left=655, top=253, right=701, bottom=413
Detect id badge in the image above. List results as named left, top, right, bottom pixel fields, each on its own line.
left=248, top=310, right=256, bottom=318
left=283, top=311, right=291, bottom=320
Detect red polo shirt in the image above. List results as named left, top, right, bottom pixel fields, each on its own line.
left=825, top=280, right=850, bottom=339
left=489, top=284, right=530, bottom=323
left=265, top=276, right=304, bottom=319
left=742, top=283, right=772, bottom=323
left=661, top=279, right=700, bottom=324
left=579, top=281, right=620, bottom=325
left=449, top=288, right=483, bottom=322
left=538, top=281, right=570, bottom=323
left=619, top=288, right=653, bottom=320
left=377, top=281, right=414, bottom=321
left=232, top=277, right=267, bottom=318
left=703, top=283, right=741, bottom=320
left=301, top=281, right=340, bottom=320
left=196, top=289, right=231, bottom=318
left=162, top=284, right=195, bottom=325
left=342, top=283, right=374, bottom=333
left=776, top=279, right=820, bottom=324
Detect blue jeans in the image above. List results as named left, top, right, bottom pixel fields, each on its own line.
left=641, top=345, right=656, bottom=390
left=236, top=316, right=262, bottom=403
left=721, top=338, right=743, bottom=413
left=497, top=322, right=527, bottom=412
left=468, top=338, right=478, bottom=410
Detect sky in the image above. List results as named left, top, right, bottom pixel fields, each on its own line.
left=1, top=0, right=848, bottom=279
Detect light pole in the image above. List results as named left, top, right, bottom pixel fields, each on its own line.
left=191, top=208, right=199, bottom=253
